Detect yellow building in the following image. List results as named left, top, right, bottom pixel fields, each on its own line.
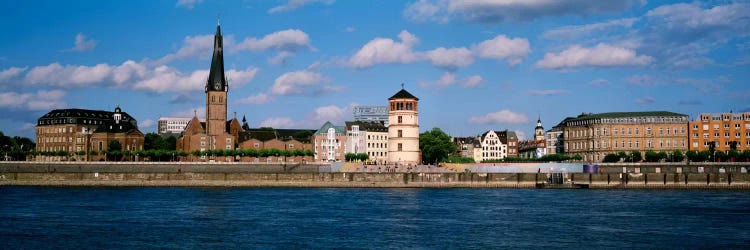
left=387, top=87, right=420, bottom=166
left=688, top=112, right=750, bottom=152
left=563, top=111, right=689, bottom=162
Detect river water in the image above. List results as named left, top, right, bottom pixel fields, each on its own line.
left=1, top=187, right=749, bottom=249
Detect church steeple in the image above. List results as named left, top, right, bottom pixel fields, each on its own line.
left=206, top=20, right=227, bottom=92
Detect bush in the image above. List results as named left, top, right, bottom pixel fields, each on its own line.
left=603, top=154, right=620, bottom=163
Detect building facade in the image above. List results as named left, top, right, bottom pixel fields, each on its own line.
left=353, top=106, right=389, bottom=127
left=314, top=121, right=346, bottom=162
left=158, top=117, right=203, bottom=136
left=688, top=112, right=750, bottom=153
left=563, top=111, right=689, bottom=162
left=478, top=130, right=509, bottom=162
left=176, top=22, right=243, bottom=160
left=545, top=124, right=565, bottom=155
left=453, top=137, right=481, bottom=161
left=36, top=106, right=144, bottom=161
left=387, top=87, right=420, bottom=166
left=497, top=130, right=518, bottom=157
left=345, top=121, right=388, bottom=164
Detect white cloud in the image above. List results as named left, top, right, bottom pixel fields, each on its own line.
left=268, top=0, right=334, bottom=14
left=404, top=0, right=449, bottom=23
left=635, top=97, right=655, bottom=104
left=349, top=30, right=420, bottom=68
left=468, top=109, right=529, bottom=125
left=270, top=70, right=337, bottom=96
left=446, top=0, right=644, bottom=23
left=259, top=117, right=296, bottom=128
left=176, top=0, right=203, bottom=9
left=419, top=72, right=456, bottom=89
left=140, top=119, right=155, bottom=128
left=535, top=44, right=653, bottom=69
left=0, top=67, right=26, bottom=83
left=69, top=33, right=97, bottom=52
left=23, top=61, right=258, bottom=93
left=259, top=103, right=355, bottom=129
left=515, top=130, right=527, bottom=141
left=236, top=93, right=272, bottom=105
left=0, top=90, right=66, bottom=111
left=170, top=107, right=205, bottom=118
left=25, top=63, right=112, bottom=87
left=345, top=27, right=356, bottom=33
left=473, top=35, right=530, bottom=66
left=268, top=51, right=294, bottom=65
left=527, top=89, right=569, bottom=96
left=542, top=18, right=638, bottom=40
left=425, top=47, right=474, bottom=70
left=589, top=79, right=610, bottom=86
left=235, top=29, right=313, bottom=52
left=462, top=75, right=483, bottom=88
left=157, top=34, right=217, bottom=64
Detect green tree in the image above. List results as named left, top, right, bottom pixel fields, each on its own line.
left=345, top=153, right=356, bottom=162
left=672, top=150, right=685, bottom=162
left=630, top=151, right=642, bottom=162
left=293, top=130, right=314, bottom=143
left=715, top=151, right=727, bottom=162
left=572, top=154, right=583, bottom=161
left=686, top=150, right=698, bottom=162
left=419, top=128, right=457, bottom=164
left=603, top=154, right=620, bottom=163
left=742, top=150, right=750, bottom=162
left=727, top=150, right=740, bottom=162
left=617, top=151, right=628, bottom=162
left=644, top=150, right=659, bottom=162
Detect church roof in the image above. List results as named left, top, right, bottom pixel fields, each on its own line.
left=206, top=22, right=227, bottom=92
left=389, top=89, right=419, bottom=100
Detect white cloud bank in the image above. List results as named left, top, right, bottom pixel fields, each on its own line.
left=535, top=44, right=653, bottom=69
left=468, top=109, right=529, bottom=125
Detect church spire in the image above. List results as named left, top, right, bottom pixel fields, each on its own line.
left=206, top=20, right=227, bottom=92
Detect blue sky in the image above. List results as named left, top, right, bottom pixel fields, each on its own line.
left=1, top=0, right=749, bottom=140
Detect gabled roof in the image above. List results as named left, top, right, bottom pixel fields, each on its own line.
left=389, top=89, right=419, bottom=100
left=314, top=121, right=346, bottom=135
left=38, top=108, right=137, bottom=127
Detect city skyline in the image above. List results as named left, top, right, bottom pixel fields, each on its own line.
left=1, top=0, right=749, bottom=140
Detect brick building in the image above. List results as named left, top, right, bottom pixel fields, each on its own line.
left=314, top=121, right=346, bottom=162
left=688, top=112, right=750, bottom=152
left=36, top=106, right=144, bottom=161
left=176, top=21, right=243, bottom=160
left=563, top=111, right=689, bottom=162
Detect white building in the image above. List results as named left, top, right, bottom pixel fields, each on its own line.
left=387, top=87, right=420, bottom=166
left=478, top=130, right=508, bottom=162
left=158, top=117, right=204, bottom=135
left=346, top=121, right=388, bottom=164
left=353, top=106, right=389, bottom=127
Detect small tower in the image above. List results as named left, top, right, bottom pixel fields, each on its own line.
left=387, top=84, right=420, bottom=166
left=534, top=116, right=544, bottom=141
left=113, top=105, right=122, bottom=124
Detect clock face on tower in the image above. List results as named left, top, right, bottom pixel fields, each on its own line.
left=214, top=83, right=220, bottom=90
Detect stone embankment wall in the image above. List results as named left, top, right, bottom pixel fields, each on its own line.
left=1, top=163, right=749, bottom=188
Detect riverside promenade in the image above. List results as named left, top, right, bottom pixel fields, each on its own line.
left=1, top=162, right=749, bottom=189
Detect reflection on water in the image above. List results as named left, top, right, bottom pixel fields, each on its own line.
left=1, top=187, right=749, bottom=249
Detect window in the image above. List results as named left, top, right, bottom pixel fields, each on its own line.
left=693, top=133, right=698, bottom=138
left=398, top=116, right=402, bottom=124
left=398, top=130, right=403, bottom=137
left=254, top=143, right=259, bottom=148
left=636, top=141, right=640, bottom=148
left=666, top=128, right=670, bottom=135
left=398, top=143, right=403, bottom=151
left=289, top=144, right=294, bottom=149
left=647, top=140, right=652, bottom=148
left=703, top=124, right=709, bottom=130
left=659, top=128, right=663, bottom=134
left=628, top=128, right=632, bottom=135
left=635, top=128, right=639, bottom=135
left=647, top=127, right=651, bottom=134
left=614, top=128, right=619, bottom=135
left=725, top=132, right=730, bottom=138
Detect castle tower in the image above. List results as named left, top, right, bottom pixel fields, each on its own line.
left=387, top=85, right=420, bottom=166
left=206, top=21, right=228, bottom=140
left=534, top=116, right=544, bottom=141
